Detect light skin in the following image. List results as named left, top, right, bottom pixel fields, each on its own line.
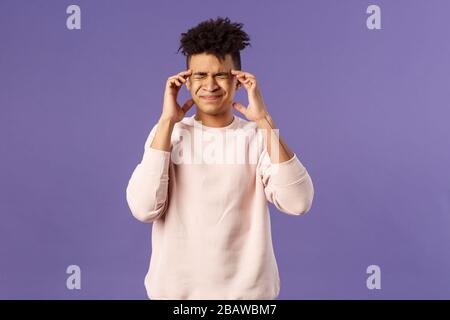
left=150, top=53, right=294, bottom=163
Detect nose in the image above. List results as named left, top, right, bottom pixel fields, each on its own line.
left=202, top=75, right=219, bottom=91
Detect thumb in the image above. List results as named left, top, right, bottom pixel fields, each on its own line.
left=232, top=102, right=246, bottom=115
left=181, top=98, right=195, bottom=114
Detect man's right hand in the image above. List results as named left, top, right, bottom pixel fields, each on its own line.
left=160, top=69, right=194, bottom=123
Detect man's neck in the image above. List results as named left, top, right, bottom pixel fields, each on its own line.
left=194, top=109, right=234, bottom=128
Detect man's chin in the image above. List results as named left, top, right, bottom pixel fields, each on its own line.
left=195, top=103, right=227, bottom=114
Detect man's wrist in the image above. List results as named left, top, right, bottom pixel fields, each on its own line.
left=158, top=116, right=177, bottom=128
left=255, top=113, right=275, bottom=129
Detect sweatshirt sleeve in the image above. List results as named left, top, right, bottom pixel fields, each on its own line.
left=258, top=148, right=314, bottom=215
left=126, top=123, right=171, bottom=223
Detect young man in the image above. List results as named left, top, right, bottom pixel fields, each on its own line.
left=126, top=17, right=314, bottom=300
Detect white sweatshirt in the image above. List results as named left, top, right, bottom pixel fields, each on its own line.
left=126, top=114, right=314, bottom=300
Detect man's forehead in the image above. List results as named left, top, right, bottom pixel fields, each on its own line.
left=190, top=62, right=231, bottom=73
left=189, top=54, right=233, bottom=72
left=192, top=68, right=231, bottom=73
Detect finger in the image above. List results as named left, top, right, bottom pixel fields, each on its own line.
left=235, top=74, right=248, bottom=83
left=170, top=77, right=182, bottom=86
left=169, top=79, right=181, bottom=87
left=181, top=99, right=195, bottom=113
left=238, top=76, right=255, bottom=88
left=242, top=71, right=256, bottom=78
left=177, top=75, right=187, bottom=83
left=168, top=71, right=189, bottom=81
left=231, top=69, right=255, bottom=79
left=168, top=76, right=180, bottom=83
left=235, top=74, right=256, bottom=84
left=232, top=102, right=246, bottom=115
left=239, top=74, right=256, bottom=82
left=178, top=69, right=193, bottom=77
left=168, top=70, right=191, bottom=83
left=235, top=76, right=253, bottom=88
left=232, top=70, right=246, bottom=80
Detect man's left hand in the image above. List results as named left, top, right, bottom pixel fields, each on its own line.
left=231, top=69, right=270, bottom=122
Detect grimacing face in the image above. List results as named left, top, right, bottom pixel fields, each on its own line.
left=185, top=53, right=241, bottom=116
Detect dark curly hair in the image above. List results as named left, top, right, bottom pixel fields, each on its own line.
left=177, top=16, right=251, bottom=70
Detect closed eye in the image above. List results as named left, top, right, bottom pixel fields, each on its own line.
left=192, top=72, right=230, bottom=80
left=216, top=73, right=230, bottom=79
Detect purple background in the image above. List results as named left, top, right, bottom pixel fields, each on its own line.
left=1, top=0, right=449, bottom=299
